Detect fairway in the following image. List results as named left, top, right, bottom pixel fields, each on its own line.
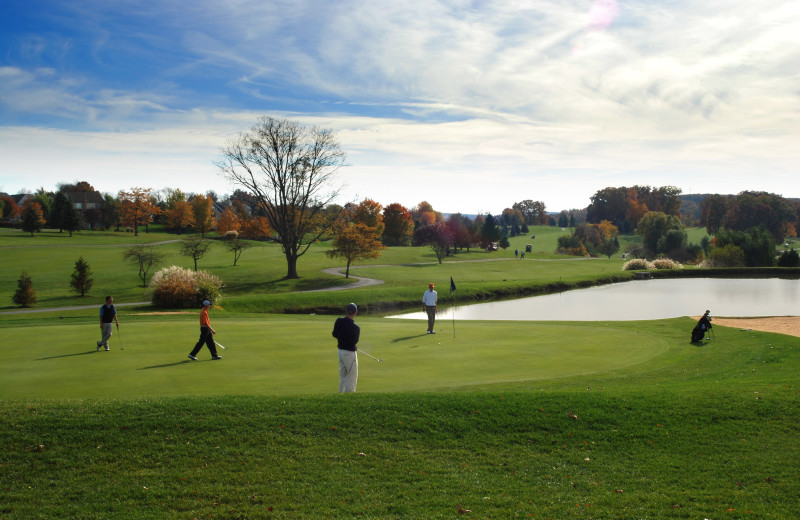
left=1, top=315, right=668, bottom=399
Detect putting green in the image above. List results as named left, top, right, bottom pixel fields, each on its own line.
left=1, top=315, right=670, bottom=399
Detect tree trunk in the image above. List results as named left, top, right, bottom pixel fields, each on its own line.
left=345, top=260, right=351, bottom=279
left=285, top=252, right=299, bottom=279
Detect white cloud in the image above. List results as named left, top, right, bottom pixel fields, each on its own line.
left=1, top=0, right=798, bottom=212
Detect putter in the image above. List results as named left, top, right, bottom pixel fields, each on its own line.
left=214, top=341, right=226, bottom=350
left=357, top=348, right=382, bottom=362
left=117, top=323, right=124, bottom=350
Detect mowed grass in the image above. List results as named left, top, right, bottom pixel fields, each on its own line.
left=5, top=224, right=799, bottom=518
left=0, top=314, right=665, bottom=399
left=0, top=225, right=634, bottom=313
left=1, top=315, right=799, bottom=518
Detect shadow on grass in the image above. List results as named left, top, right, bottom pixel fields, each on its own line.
left=391, top=334, right=429, bottom=343
left=138, top=360, right=193, bottom=370
left=37, top=350, right=97, bottom=360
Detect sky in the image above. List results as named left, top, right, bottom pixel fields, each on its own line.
left=1, top=0, right=798, bottom=214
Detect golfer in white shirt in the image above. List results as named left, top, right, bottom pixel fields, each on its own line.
left=422, top=283, right=438, bottom=334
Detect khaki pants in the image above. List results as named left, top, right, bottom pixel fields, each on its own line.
left=98, top=323, right=113, bottom=349
left=338, top=349, right=358, bottom=393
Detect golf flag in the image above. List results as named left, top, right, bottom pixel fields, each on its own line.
left=450, top=277, right=456, bottom=295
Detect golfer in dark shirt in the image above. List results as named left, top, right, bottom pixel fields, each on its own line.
left=332, top=302, right=360, bottom=393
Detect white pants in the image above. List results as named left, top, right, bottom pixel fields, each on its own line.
left=338, top=349, right=358, bottom=393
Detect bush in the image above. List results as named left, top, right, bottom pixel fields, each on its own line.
left=622, top=258, right=653, bottom=271
left=651, top=258, right=683, bottom=270
left=706, top=244, right=746, bottom=267
left=777, top=248, right=800, bottom=267
left=150, top=266, right=223, bottom=308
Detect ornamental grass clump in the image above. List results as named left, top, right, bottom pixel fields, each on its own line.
left=621, top=258, right=653, bottom=270
left=651, top=258, right=683, bottom=269
left=150, top=266, right=223, bottom=308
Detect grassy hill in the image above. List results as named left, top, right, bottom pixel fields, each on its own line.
left=1, top=225, right=797, bottom=518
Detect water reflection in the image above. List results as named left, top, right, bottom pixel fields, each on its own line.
left=387, top=278, right=800, bottom=321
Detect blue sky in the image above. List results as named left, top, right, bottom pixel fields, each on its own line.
left=1, top=0, right=798, bottom=214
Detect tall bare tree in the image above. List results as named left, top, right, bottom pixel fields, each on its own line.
left=217, top=116, right=347, bottom=279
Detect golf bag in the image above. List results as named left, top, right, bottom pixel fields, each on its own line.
left=691, top=311, right=712, bottom=342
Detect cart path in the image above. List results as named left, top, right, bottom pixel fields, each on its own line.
left=303, top=256, right=597, bottom=292
left=1, top=256, right=598, bottom=311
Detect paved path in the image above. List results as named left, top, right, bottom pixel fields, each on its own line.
left=2, top=256, right=598, bottom=311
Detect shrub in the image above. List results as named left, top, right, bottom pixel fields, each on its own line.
left=651, top=258, right=683, bottom=270
left=777, top=248, right=800, bottom=267
left=150, top=266, right=223, bottom=308
left=622, top=258, right=653, bottom=270
left=11, top=270, right=37, bottom=307
left=707, top=244, right=746, bottom=267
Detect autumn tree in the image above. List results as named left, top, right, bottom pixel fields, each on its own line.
left=230, top=200, right=272, bottom=239
left=414, top=222, right=454, bottom=264
left=218, top=116, right=347, bottom=279
left=163, top=189, right=194, bottom=234
left=32, top=188, right=53, bottom=223
left=122, top=246, right=164, bottom=287
left=327, top=223, right=385, bottom=278
left=191, top=194, right=216, bottom=237
left=119, top=187, right=160, bottom=236
left=411, top=201, right=442, bottom=226
left=20, top=201, right=46, bottom=236
left=0, top=196, right=20, bottom=220
left=351, top=198, right=385, bottom=236
left=215, top=207, right=240, bottom=235
left=447, top=213, right=475, bottom=252
left=70, top=256, right=94, bottom=296
left=382, top=202, right=414, bottom=246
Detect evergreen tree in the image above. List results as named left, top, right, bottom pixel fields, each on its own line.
left=21, top=202, right=46, bottom=236
left=50, top=192, right=69, bottom=232
left=12, top=271, right=37, bottom=307
left=70, top=256, right=94, bottom=296
left=61, top=202, right=82, bottom=237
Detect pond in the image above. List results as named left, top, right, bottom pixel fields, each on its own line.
left=387, top=278, right=800, bottom=321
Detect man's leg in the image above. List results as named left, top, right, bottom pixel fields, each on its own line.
left=100, top=323, right=113, bottom=349
left=426, top=306, right=436, bottom=333
left=338, top=349, right=358, bottom=393
left=189, top=329, right=206, bottom=357
left=206, top=334, right=219, bottom=358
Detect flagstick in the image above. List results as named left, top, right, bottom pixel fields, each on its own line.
left=452, top=293, right=456, bottom=338
left=451, top=277, right=456, bottom=339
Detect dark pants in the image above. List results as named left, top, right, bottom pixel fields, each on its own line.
left=426, top=306, right=436, bottom=333
left=190, top=327, right=218, bottom=357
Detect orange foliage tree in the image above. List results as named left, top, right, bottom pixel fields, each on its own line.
left=382, top=202, right=414, bottom=246
left=215, top=207, right=240, bottom=235
left=326, top=223, right=384, bottom=278
left=191, top=194, right=216, bottom=237
left=119, top=188, right=161, bottom=236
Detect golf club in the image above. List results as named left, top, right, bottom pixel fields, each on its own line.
left=214, top=341, right=226, bottom=350
left=357, top=348, right=382, bottom=362
left=117, top=323, right=124, bottom=350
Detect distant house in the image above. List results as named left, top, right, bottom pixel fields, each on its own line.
left=65, top=191, right=105, bottom=229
